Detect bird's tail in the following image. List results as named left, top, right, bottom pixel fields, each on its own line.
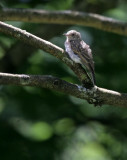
left=88, top=64, right=96, bottom=85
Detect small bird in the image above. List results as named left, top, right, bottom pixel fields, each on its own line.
left=63, top=30, right=95, bottom=85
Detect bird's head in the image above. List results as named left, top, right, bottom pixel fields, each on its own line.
left=63, top=30, right=81, bottom=41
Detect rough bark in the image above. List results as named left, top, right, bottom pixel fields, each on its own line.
left=0, top=72, right=127, bottom=107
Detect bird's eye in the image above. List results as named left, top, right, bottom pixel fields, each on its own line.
left=72, top=34, right=74, bottom=36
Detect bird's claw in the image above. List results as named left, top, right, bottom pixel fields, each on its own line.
left=86, top=87, right=103, bottom=107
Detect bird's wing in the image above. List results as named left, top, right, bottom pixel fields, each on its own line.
left=80, top=40, right=94, bottom=69
left=70, top=40, right=95, bottom=84
left=70, top=40, right=94, bottom=68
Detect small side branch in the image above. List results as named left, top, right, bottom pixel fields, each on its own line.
left=0, top=8, right=127, bottom=35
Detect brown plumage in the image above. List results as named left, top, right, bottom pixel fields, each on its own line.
left=64, top=30, right=95, bottom=85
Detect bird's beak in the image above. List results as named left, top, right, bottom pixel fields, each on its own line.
left=63, top=33, right=68, bottom=36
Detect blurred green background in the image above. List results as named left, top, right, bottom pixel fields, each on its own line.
left=0, top=0, right=127, bottom=160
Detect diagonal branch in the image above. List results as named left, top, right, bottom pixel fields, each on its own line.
left=0, top=21, right=93, bottom=88
left=0, top=72, right=127, bottom=107
left=0, top=8, right=127, bottom=36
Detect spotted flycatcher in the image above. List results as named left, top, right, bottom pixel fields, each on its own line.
left=63, top=30, right=95, bottom=85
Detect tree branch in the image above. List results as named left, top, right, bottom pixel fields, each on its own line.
left=0, top=72, right=88, bottom=99
left=0, top=21, right=93, bottom=88
left=0, top=21, right=127, bottom=107
left=0, top=8, right=127, bottom=36
left=0, top=72, right=127, bottom=107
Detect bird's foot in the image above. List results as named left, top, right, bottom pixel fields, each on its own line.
left=86, top=86, right=103, bottom=107
left=87, top=97, right=103, bottom=107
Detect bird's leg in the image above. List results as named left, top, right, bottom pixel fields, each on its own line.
left=86, top=86, right=103, bottom=107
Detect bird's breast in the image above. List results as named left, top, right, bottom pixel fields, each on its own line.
left=64, top=40, right=81, bottom=64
